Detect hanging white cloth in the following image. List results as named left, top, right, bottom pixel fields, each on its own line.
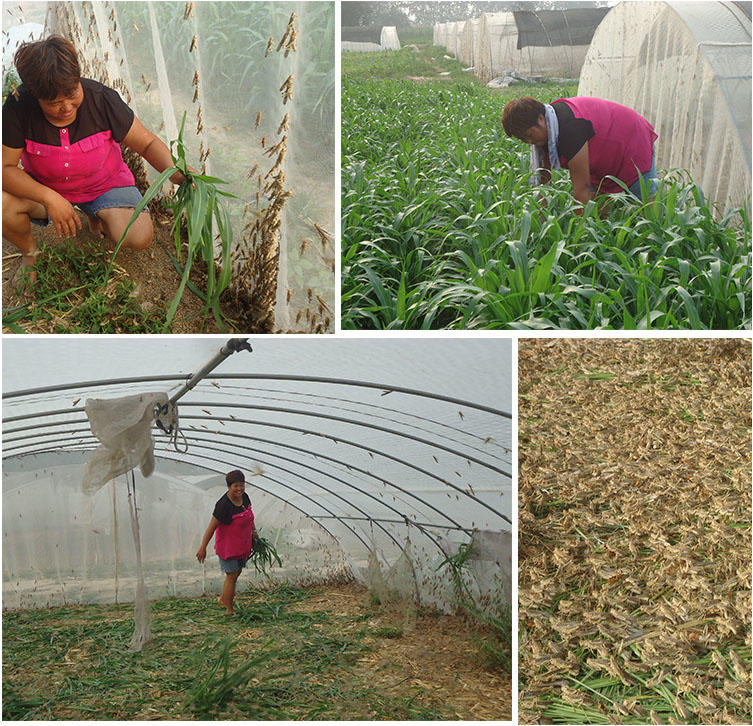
left=83, top=392, right=167, bottom=493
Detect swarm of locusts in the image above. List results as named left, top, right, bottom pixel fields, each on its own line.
left=518, top=339, right=751, bottom=725
left=50, top=3, right=332, bottom=333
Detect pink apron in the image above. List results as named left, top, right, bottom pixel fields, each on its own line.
left=215, top=505, right=254, bottom=560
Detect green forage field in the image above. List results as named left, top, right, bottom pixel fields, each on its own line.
left=341, top=47, right=751, bottom=330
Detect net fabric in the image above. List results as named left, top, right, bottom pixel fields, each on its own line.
left=9, top=1, right=334, bottom=332
left=459, top=18, right=481, bottom=67
left=578, top=0, right=751, bottom=215
left=341, top=40, right=383, bottom=52
left=3, top=339, right=512, bottom=614
left=83, top=391, right=167, bottom=494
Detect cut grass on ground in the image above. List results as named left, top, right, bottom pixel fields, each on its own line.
left=3, top=239, right=164, bottom=334
left=518, top=339, right=752, bottom=725
left=3, top=581, right=511, bottom=720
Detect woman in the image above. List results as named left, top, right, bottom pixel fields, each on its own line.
left=196, top=469, right=259, bottom=615
left=501, top=96, right=659, bottom=207
left=2, top=35, right=186, bottom=285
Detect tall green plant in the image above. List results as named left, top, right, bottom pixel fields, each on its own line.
left=107, top=113, right=235, bottom=331
left=437, top=540, right=512, bottom=673
left=188, top=636, right=270, bottom=716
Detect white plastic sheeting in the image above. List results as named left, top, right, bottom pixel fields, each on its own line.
left=434, top=12, right=590, bottom=81
left=578, top=0, right=751, bottom=215
left=2, top=1, right=335, bottom=332
left=3, top=338, right=512, bottom=614
left=459, top=18, right=481, bottom=68
left=380, top=26, right=400, bottom=51
left=341, top=26, right=400, bottom=53
left=475, top=11, right=589, bottom=83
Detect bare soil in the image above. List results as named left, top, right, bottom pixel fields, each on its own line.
left=2, top=211, right=226, bottom=334
left=293, top=582, right=512, bottom=720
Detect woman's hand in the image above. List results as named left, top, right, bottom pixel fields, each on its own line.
left=45, top=191, right=82, bottom=238
left=196, top=545, right=207, bottom=563
left=169, top=166, right=198, bottom=187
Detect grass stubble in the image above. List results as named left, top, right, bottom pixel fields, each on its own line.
left=518, top=339, right=752, bottom=724
left=3, top=581, right=510, bottom=720
left=342, top=45, right=751, bottom=330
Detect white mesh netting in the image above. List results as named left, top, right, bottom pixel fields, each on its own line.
left=3, top=339, right=512, bottom=619
left=3, top=1, right=335, bottom=331
left=578, top=0, right=751, bottom=216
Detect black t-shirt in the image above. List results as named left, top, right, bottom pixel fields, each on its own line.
left=552, top=100, right=595, bottom=163
left=2, top=77, right=134, bottom=148
left=213, top=492, right=251, bottom=525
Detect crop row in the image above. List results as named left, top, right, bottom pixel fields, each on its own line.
left=342, top=80, right=751, bottom=330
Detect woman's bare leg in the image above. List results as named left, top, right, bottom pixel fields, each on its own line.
left=2, top=190, right=47, bottom=284
left=220, top=570, right=242, bottom=614
left=96, top=207, right=153, bottom=250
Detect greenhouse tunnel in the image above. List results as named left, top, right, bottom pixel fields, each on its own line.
left=578, top=0, right=751, bottom=216
left=2, top=338, right=512, bottom=617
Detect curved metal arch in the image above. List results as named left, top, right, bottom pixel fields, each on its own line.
left=5, top=403, right=512, bottom=524
left=2, top=429, right=473, bottom=544
left=181, top=401, right=511, bottom=476
left=3, top=373, right=512, bottom=419
left=163, top=439, right=410, bottom=552
left=180, top=414, right=512, bottom=524
left=3, top=411, right=512, bottom=524
left=170, top=433, right=469, bottom=535
left=167, top=430, right=482, bottom=532
left=3, top=425, right=498, bottom=535
left=2, top=411, right=511, bottom=525
left=202, top=384, right=513, bottom=460
left=3, top=400, right=511, bottom=479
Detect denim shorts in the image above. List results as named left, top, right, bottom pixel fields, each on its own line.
left=219, top=555, right=249, bottom=574
left=627, top=151, right=659, bottom=201
left=31, top=185, right=143, bottom=226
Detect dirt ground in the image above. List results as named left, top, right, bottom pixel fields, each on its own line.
left=3, top=579, right=511, bottom=720
left=293, top=582, right=512, bottom=720
left=518, top=339, right=751, bottom=724
left=2, top=210, right=224, bottom=334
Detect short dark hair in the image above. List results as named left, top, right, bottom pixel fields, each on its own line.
left=501, top=97, right=546, bottom=139
left=225, top=469, right=245, bottom=486
left=14, top=35, right=81, bottom=100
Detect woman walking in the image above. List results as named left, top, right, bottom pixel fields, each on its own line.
left=196, top=469, right=259, bottom=615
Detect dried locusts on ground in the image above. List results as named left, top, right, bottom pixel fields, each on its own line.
left=518, top=339, right=752, bottom=725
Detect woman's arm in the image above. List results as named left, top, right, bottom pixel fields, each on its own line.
left=2, top=145, right=82, bottom=237
left=122, top=116, right=187, bottom=185
left=567, top=144, right=595, bottom=210
left=196, top=515, right=220, bottom=562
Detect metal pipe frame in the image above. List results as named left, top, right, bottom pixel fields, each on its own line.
left=3, top=428, right=500, bottom=536
left=4, top=399, right=510, bottom=469
left=4, top=413, right=511, bottom=525
left=3, top=373, right=511, bottom=419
